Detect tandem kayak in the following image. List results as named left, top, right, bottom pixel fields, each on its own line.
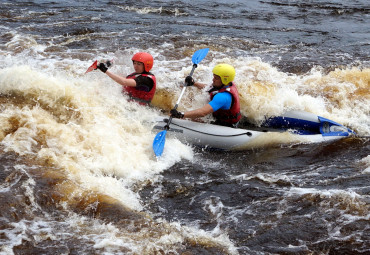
left=152, top=111, right=355, bottom=151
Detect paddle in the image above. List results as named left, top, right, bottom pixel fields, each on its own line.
left=153, top=48, right=209, bottom=157
left=85, top=59, right=113, bottom=74
left=85, top=60, right=98, bottom=74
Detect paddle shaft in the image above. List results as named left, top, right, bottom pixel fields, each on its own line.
left=153, top=48, right=209, bottom=157
left=165, top=64, right=197, bottom=130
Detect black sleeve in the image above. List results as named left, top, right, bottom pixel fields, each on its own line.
left=134, top=75, right=154, bottom=92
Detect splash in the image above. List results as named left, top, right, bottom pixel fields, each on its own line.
left=120, top=6, right=185, bottom=16
left=0, top=65, right=192, bottom=205
left=230, top=58, right=369, bottom=134
left=0, top=64, right=244, bottom=254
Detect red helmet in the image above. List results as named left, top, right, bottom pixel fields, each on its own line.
left=131, top=52, right=154, bottom=72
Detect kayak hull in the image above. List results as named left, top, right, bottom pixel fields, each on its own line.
left=152, top=111, right=354, bottom=151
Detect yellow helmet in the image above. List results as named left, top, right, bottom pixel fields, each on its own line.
left=212, top=64, right=235, bottom=85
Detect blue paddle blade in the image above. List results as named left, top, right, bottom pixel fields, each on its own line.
left=192, top=48, right=209, bottom=65
left=153, top=130, right=167, bottom=157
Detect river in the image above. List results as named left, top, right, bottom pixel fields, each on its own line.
left=0, top=0, right=369, bottom=254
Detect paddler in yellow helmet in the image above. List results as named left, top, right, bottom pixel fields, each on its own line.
left=170, top=63, right=241, bottom=127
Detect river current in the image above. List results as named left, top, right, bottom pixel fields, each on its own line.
left=0, top=1, right=369, bottom=254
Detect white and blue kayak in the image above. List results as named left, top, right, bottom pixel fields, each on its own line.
left=152, top=111, right=355, bottom=151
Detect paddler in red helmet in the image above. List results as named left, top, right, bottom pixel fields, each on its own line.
left=96, top=52, right=156, bottom=105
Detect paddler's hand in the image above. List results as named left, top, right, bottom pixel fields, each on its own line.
left=170, top=109, right=184, bottom=119
left=185, top=76, right=194, bottom=86
left=97, top=62, right=108, bottom=73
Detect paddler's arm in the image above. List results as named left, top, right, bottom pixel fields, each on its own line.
left=97, top=62, right=136, bottom=87
left=185, top=75, right=206, bottom=90
left=182, top=92, right=230, bottom=119
left=105, top=70, right=137, bottom=87
left=193, top=81, right=207, bottom=90
left=183, top=104, right=214, bottom=119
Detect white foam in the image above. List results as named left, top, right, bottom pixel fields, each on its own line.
left=0, top=43, right=368, bottom=253
left=0, top=65, right=193, bottom=211
left=360, top=155, right=370, bottom=174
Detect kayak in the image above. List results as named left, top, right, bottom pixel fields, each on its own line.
left=152, top=111, right=355, bottom=151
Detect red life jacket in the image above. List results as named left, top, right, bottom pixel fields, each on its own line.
left=124, top=72, right=156, bottom=105
left=209, top=82, right=241, bottom=125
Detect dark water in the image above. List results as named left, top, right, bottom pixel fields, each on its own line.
left=1, top=0, right=369, bottom=72
left=0, top=0, right=369, bottom=254
left=141, top=139, right=370, bottom=254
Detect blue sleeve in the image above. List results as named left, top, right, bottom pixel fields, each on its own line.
left=208, top=92, right=232, bottom=111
